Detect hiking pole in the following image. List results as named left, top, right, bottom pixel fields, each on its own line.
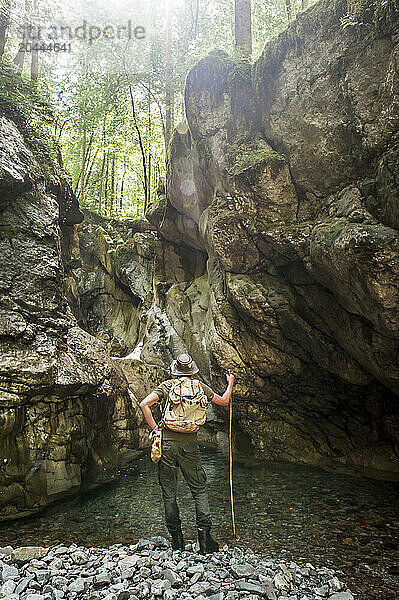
left=228, top=369, right=237, bottom=539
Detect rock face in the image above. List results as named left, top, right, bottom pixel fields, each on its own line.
left=64, top=210, right=155, bottom=357
left=0, top=92, right=140, bottom=519
left=142, top=0, right=399, bottom=474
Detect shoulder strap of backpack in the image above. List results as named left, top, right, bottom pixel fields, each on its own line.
left=158, top=380, right=176, bottom=428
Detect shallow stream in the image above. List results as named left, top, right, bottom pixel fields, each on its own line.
left=2, top=448, right=399, bottom=599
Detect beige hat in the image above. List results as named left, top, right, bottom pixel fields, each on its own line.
left=170, top=353, right=199, bottom=376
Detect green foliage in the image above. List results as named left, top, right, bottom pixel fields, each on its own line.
left=91, top=215, right=143, bottom=256
left=2, top=0, right=318, bottom=224
left=95, top=224, right=127, bottom=255
left=341, top=0, right=399, bottom=29
left=0, top=63, right=58, bottom=169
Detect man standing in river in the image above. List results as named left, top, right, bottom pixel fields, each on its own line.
left=139, top=353, right=235, bottom=554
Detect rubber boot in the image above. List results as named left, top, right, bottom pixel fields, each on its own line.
left=171, top=528, right=184, bottom=551
left=198, top=528, right=219, bottom=554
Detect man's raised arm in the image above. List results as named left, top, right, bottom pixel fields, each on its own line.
left=211, top=373, right=235, bottom=406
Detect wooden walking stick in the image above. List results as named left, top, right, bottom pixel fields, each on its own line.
left=228, top=369, right=237, bottom=539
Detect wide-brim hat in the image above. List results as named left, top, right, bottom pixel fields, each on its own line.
left=170, top=353, right=199, bottom=376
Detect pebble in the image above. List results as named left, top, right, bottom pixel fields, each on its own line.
left=1, top=579, right=16, bottom=594
left=236, top=579, right=267, bottom=594
left=274, top=572, right=290, bottom=591
left=0, top=537, right=354, bottom=600
left=13, top=546, right=48, bottom=564
left=1, top=564, right=19, bottom=581
left=162, top=567, right=182, bottom=585
left=231, top=563, right=257, bottom=578
left=208, top=593, right=224, bottom=600
left=16, top=575, right=35, bottom=594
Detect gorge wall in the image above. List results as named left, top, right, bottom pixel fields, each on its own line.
left=0, top=80, right=142, bottom=520
left=139, top=0, right=399, bottom=475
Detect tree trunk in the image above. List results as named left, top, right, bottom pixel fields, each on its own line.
left=98, top=118, right=107, bottom=213
left=0, top=0, right=11, bottom=58
left=31, top=47, right=39, bottom=81
left=234, top=0, right=252, bottom=60
left=110, top=154, right=115, bottom=214
left=139, top=80, right=166, bottom=151
left=165, top=0, right=174, bottom=150
left=83, top=147, right=100, bottom=193
left=146, top=153, right=151, bottom=214
left=13, top=0, right=30, bottom=72
left=104, top=153, right=109, bottom=215
left=146, top=83, right=152, bottom=214
left=120, top=158, right=126, bottom=212
left=285, top=0, right=292, bottom=21
left=128, top=84, right=148, bottom=210
left=30, top=0, right=38, bottom=80
left=13, top=28, right=27, bottom=72
left=193, top=0, right=199, bottom=38
left=80, top=124, right=87, bottom=204
left=98, top=151, right=106, bottom=214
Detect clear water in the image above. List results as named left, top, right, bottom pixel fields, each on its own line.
left=2, top=447, right=399, bottom=599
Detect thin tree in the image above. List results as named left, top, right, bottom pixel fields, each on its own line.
left=31, top=0, right=39, bottom=80
left=139, top=80, right=166, bottom=151
left=120, top=156, right=127, bottom=212
left=104, top=153, right=109, bottom=215
left=234, top=0, right=252, bottom=60
left=13, top=0, right=30, bottom=72
left=165, top=0, right=174, bottom=149
left=127, top=83, right=148, bottom=211
left=285, top=0, right=292, bottom=21
left=146, top=80, right=152, bottom=213
left=79, top=124, right=87, bottom=201
left=110, top=153, right=115, bottom=214
left=0, top=0, right=11, bottom=58
left=98, top=118, right=107, bottom=213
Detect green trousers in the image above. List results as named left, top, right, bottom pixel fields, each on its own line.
left=158, top=439, right=212, bottom=533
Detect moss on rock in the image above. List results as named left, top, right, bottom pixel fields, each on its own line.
left=145, top=191, right=167, bottom=227
left=0, top=225, right=21, bottom=239
left=230, top=147, right=285, bottom=176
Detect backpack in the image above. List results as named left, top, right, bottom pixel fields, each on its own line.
left=163, top=378, right=208, bottom=433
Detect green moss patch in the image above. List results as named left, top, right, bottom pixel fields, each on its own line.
left=145, top=191, right=167, bottom=225
left=0, top=225, right=21, bottom=239
left=228, top=142, right=285, bottom=176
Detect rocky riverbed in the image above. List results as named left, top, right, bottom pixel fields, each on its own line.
left=0, top=538, right=354, bottom=600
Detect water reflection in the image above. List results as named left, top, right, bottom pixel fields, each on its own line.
left=2, top=447, right=398, bottom=600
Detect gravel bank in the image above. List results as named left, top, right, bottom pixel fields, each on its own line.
left=0, top=538, right=355, bottom=600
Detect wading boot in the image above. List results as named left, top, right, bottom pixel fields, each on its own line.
left=198, top=528, right=219, bottom=554
left=171, top=528, right=184, bottom=551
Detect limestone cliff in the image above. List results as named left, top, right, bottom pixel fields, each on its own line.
left=0, top=70, right=140, bottom=520
left=141, top=0, right=399, bottom=475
